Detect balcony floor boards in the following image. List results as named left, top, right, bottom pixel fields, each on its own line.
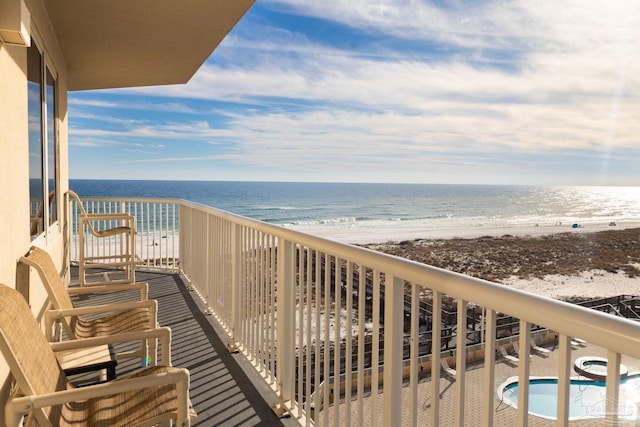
left=69, top=267, right=296, bottom=427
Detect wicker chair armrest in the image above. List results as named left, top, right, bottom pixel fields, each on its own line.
left=6, top=368, right=190, bottom=427
left=67, top=282, right=148, bottom=300
left=80, top=212, right=134, bottom=221
left=50, top=326, right=172, bottom=366
left=47, top=299, right=157, bottom=322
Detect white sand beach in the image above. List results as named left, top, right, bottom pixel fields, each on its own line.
left=301, top=219, right=640, bottom=245
left=501, top=268, right=640, bottom=300
left=360, top=224, right=640, bottom=302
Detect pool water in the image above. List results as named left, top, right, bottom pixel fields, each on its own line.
left=499, top=375, right=640, bottom=420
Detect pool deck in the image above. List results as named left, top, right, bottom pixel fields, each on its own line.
left=320, top=338, right=640, bottom=426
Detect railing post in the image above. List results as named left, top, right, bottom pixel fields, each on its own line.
left=383, top=276, right=403, bottom=427
left=606, top=350, right=621, bottom=425
left=274, top=239, right=295, bottom=417
left=557, top=334, right=571, bottom=426
left=229, top=223, right=242, bottom=351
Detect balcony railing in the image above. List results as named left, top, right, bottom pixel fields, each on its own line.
left=69, top=196, right=640, bottom=426
left=68, top=196, right=180, bottom=270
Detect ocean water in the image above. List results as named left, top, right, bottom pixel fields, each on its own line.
left=69, top=180, right=640, bottom=242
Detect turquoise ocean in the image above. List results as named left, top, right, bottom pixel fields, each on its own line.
left=70, top=180, right=640, bottom=243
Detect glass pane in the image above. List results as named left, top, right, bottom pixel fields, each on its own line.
left=46, top=67, right=57, bottom=225
left=27, top=41, right=44, bottom=239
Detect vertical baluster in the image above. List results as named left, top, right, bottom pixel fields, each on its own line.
left=344, top=261, right=352, bottom=426
left=333, top=257, right=342, bottom=426
left=145, top=202, right=150, bottom=266
left=251, top=229, right=257, bottom=360
left=157, top=201, right=162, bottom=267
left=221, top=217, right=227, bottom=321
left=322, top=253, right=331, bottom=427
left=172, top=202, right=177, bottom=269
left=297, top=245, right=304, bottom=418
left=482, top=308, right=496, bottom=427
left=409, top=282, right=419, bottom=427
left=430, top=289, right=442, bottom=426
left=305, top=247, right=312, bottom=425
left=269, top=234, right=277, bottom=385
left=242, top=227, right=249, bottom=347
left=371, top=271, right=381, bottom=427
left=517, top=320, right=531, bottom=427
left=152, top=203, right=157, bottom=266
left=313, top=249, right=322, bottom=425
left=250, top=228, right=257, bottom=360
left=455, top=298, right=467, bottom=427
left=258, top=232, right=266, bottom=374
left=203, top=210, right=210, bottom=314
left=356, top=265, right=365, bottom=427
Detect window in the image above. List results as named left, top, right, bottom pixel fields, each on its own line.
left=27, top=38, right=58, bottom=240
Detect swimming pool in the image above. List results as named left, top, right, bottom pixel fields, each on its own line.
left=498, top=375, right=640, bottom=420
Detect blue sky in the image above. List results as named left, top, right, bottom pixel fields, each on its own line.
left=69, top=1, right=640, bottom=185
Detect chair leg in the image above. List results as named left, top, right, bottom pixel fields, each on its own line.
left=79, top=223, right=86, bottom=286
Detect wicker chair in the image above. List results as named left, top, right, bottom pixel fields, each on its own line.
left=0, top=284, right=195, bottom=427
left=21, top=247, right=158, bottom=363
left=68, top=190, right=137, bottom=286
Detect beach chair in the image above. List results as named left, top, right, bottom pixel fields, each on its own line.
left=68, top=190, right=137, bottom=286
left=512, top=341, right=533, bottom=361
left=571, top=337, right=588, bottom=347
left=530, top=337, right=551, bottom=356
left=498, top=344, right=520, bottom=364
left=20, top=246, right=158, bottom=362
left=440, top=357, right=456, bottom=377
left=0, top=284, right=195, bottom=427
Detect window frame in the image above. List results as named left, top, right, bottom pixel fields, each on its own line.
left=28, top=36, right=60, bottom=243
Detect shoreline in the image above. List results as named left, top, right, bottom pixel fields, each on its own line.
left=296, top=220, right=640, bottom=244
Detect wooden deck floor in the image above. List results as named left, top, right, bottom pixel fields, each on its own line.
left=69, top=267, right=297, bottom=427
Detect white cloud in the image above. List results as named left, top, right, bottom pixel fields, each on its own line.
left=69, top=1, right=640, bottom=184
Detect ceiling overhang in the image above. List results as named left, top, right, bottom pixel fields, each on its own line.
left=43, top=0, right=255, bottom=91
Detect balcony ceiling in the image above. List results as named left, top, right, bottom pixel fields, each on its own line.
left=43, top=0, right=255, bottom=91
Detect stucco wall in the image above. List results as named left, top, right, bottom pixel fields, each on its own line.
left=0, top=0, right=69, bottom=419
left=0, top=43, right=29, bottom=292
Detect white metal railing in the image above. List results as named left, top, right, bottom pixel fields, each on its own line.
left=178, top=199, right=640, bottom=427
left=68, top=195, right=180, bottom=271
left=70, top=196, right=640, bottom=426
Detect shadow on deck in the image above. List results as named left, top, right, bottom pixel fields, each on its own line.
left=69, top=267, right=296, bottom=427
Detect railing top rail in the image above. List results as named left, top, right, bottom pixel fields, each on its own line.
left=180, top=198, right=640, bottom=360
left=69, top=196, right=182, bottom=204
